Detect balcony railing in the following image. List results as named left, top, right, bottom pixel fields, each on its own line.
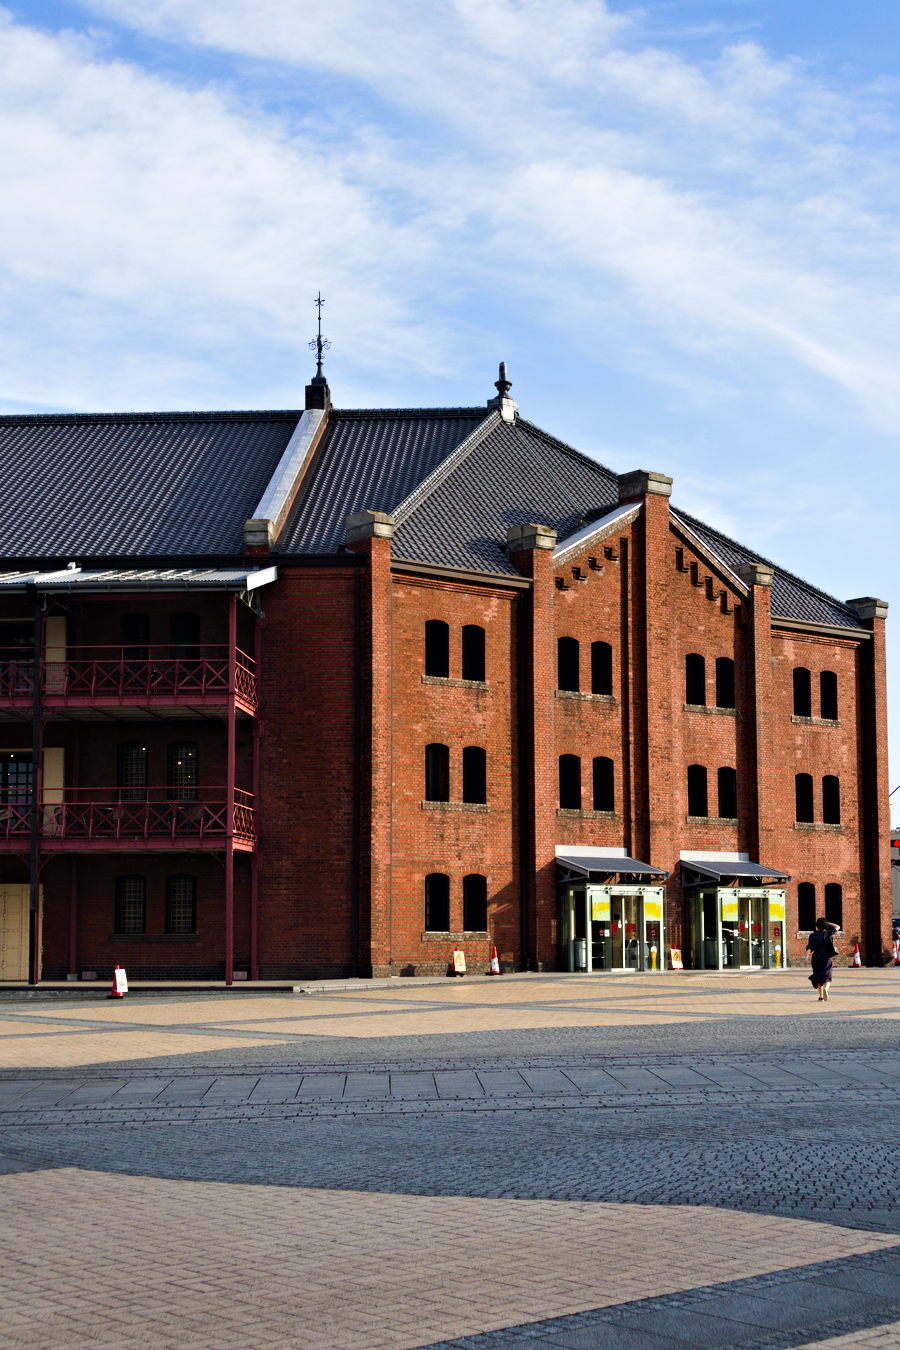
left=0, top=646, right=258, bottom=708
left=0, top=787, right=256, bottom=846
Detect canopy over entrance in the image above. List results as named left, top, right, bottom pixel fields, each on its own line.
left=680, top=857, right=790, bottom=886
left=556, top=852, right=668, bottom=883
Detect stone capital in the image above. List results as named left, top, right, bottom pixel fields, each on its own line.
left=243, top=518, right=274, bottom=551
left=345, top=510, right=395, bottom=545
left=735, top=561, right=774, bottom=589
left=617, top=470, right=673, bottom=504
left=846, top=596, right=889, bottom=622
left=506, top=522, right=557, bottom=553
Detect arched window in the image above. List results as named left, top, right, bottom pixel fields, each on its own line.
left=822, top=775, right=841, bottom=824
left=685, top=654, right=706, bottom=706
left=461, top=625, right=485, bottom=682
left=117, top=741, right=148, bottom=802
left=114, top=875, right=146, bottom=934
left=463, top=874, right=488, bottom=931
left=592, top=757, right=614, bottom=812
left=559, top=754, right=582, bottom=809
left=797, top=882, right=816, bottom=931
left=424, top=620, right=449, bottom=677
left=687, top=764, right=708, bottom=817
left=424, top=873, right=450, bottom=932
left=717, top=766, right=738, bottom=819
left=167, top=741, right=198, bottom=801
left=591, top=641, right=613, bottom=695
left=166, top=875, right=197, bottom=934
left=171, top=612, right=201, bottom=661
left=795, top=773, right=814, bottom=822
left=424, top=743, right=450, bottom=802
left=557, top=637, right=580, bottom=692
left=820, top=671, right=838, bottom=720
left=462, top=746, right=487, bottom=804
left=824, top=882, right=843, bottom=927
left=793, top=667, right=812, bottom=717
left=715, top=657, right=735, bottom=709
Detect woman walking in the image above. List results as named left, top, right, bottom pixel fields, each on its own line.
left=806, top=917, right=840, bottom=1001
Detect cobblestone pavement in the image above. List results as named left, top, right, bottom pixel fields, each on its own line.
left=2, top=972, right=900, bottom=1348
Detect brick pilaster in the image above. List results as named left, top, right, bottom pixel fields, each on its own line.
left=847, top=597, right=891, bottom=963
left=507, top=523, right=556, bottom=970
left=735, top=563, right=778, bottom=872
left=346, top=511, right=395, bottom=975
left=618, top=472, right=682, bottom=943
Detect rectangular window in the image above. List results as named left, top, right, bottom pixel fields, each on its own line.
left=166, top=875, right=197, bottom=934
left=115, top=876, right=146, bottom=934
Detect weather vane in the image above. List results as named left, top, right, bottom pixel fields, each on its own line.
left=309, top=291, right=332, bottom=382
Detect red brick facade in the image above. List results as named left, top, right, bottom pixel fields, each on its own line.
left=0, top=416, right=891, bottom=983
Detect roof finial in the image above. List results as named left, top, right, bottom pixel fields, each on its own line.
left=308, top=291, right=331, bottom=386
left=487, top=360, right=518, bottom=422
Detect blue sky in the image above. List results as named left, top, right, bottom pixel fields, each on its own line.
left=2, top=0, right=899, bottom=819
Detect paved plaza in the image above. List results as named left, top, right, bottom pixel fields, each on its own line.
left=2, top=971, right=900, bottom=1348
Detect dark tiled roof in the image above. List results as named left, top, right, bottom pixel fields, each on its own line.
left=278, top=408, right=486, bottom=554
left=676, top=510, right=864, bottom=630
left=392, top=418, right=619, bottom=574
left=0, top=411, right=299, bottom=559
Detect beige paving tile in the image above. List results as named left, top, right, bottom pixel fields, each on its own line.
left=1, top=1169, right=896, bottom=1350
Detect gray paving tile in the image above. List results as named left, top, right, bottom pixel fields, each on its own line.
left=390, top=1072, right=438, bottom=1099
left=295, top=1073, right=346, bottom=1098
left=545, top=1321, right=675, bottom=1349
left=604, top=1305, right=763, bottom=1345
left=434, top=1071, right=485, bottom=1098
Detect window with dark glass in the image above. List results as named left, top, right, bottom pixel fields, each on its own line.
left=687, top=764, right=708, bottom=817
left=461, top=625, right=485, bottom=682
left=424, top=873, right=450, bottom=932
left=717, top=766, right=737, bottom=819
left=425, top=620, right=450, bottom=677
left=685, top=654, right=706, bottom=705
left=166, top=874, right=197, bottom=934
left=795, top=772, right=814, bottom=822
left=590, top=641, right=613, bottom=695
left=171, top=612, right=201, bottom=661
left=557, top=637, right=580, bottom=692
left=167, top=741, right=198, bottom=801
left=425, top=743, right=450, bottom=802
left=715, top=657, right=735, bottom=709
left=592, top=757, right=614, bottom=812
left=824, top=882, right=843, bottom=927
left=793, top=667, right=812, bottom=717
left=121, top=613, right=150, bottom=660
left=820, top=670, right=838, bottom=720
left=0, top=752, right=32, bottom=804
left=462, top=746, right=487, bottom=804
left=797, top=882, right=816, bottom=930
left=117, top=742, right=148, bottom=802
left=463, top=873, right=488, bottom=931
left=0, top=624, right=34, bottom=697
left=822, top=775, right=841, bottom=824
left=115, top=875, right=146, bottom=934
left=559, top=754, right=582, bottom=809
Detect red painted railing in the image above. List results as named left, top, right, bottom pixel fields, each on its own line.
left=0, top=646, right=258, bottom=707
left=0, top=787, right=255, bottom=845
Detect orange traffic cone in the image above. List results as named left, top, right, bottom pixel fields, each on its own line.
left=488, top=945, right=501, bottom=976
left=107, top=964, right=128, bottom=999
left=851, top=942, right=862, bottom=967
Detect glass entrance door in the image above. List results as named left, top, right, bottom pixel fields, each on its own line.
left=687, top=888, right=787, bottom=970
left=561, top=886, right=666, bottom=972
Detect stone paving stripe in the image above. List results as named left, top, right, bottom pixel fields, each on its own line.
left=295, top=1073, right=347, bottom=1097
left=389, top=1073, right=438, bottom=1099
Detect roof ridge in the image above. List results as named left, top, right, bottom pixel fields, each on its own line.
left=674, top=508, right=861, bottom=624
left=331, top=406, right=486, bottom=422
left=392, top=412, right=499, bottom=526
left=0, top=409, right=301, bottom=426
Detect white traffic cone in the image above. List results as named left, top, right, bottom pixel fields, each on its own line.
left=107, top=964, right=128, bottom=999
left=851, top=942, right=862, bottom=967
left=488, top=945, right=501, bottom=976
left=893, top=940, right=900, bottom=967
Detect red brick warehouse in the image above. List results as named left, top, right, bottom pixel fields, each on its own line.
left=0, top=359, right=891, bottom=982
